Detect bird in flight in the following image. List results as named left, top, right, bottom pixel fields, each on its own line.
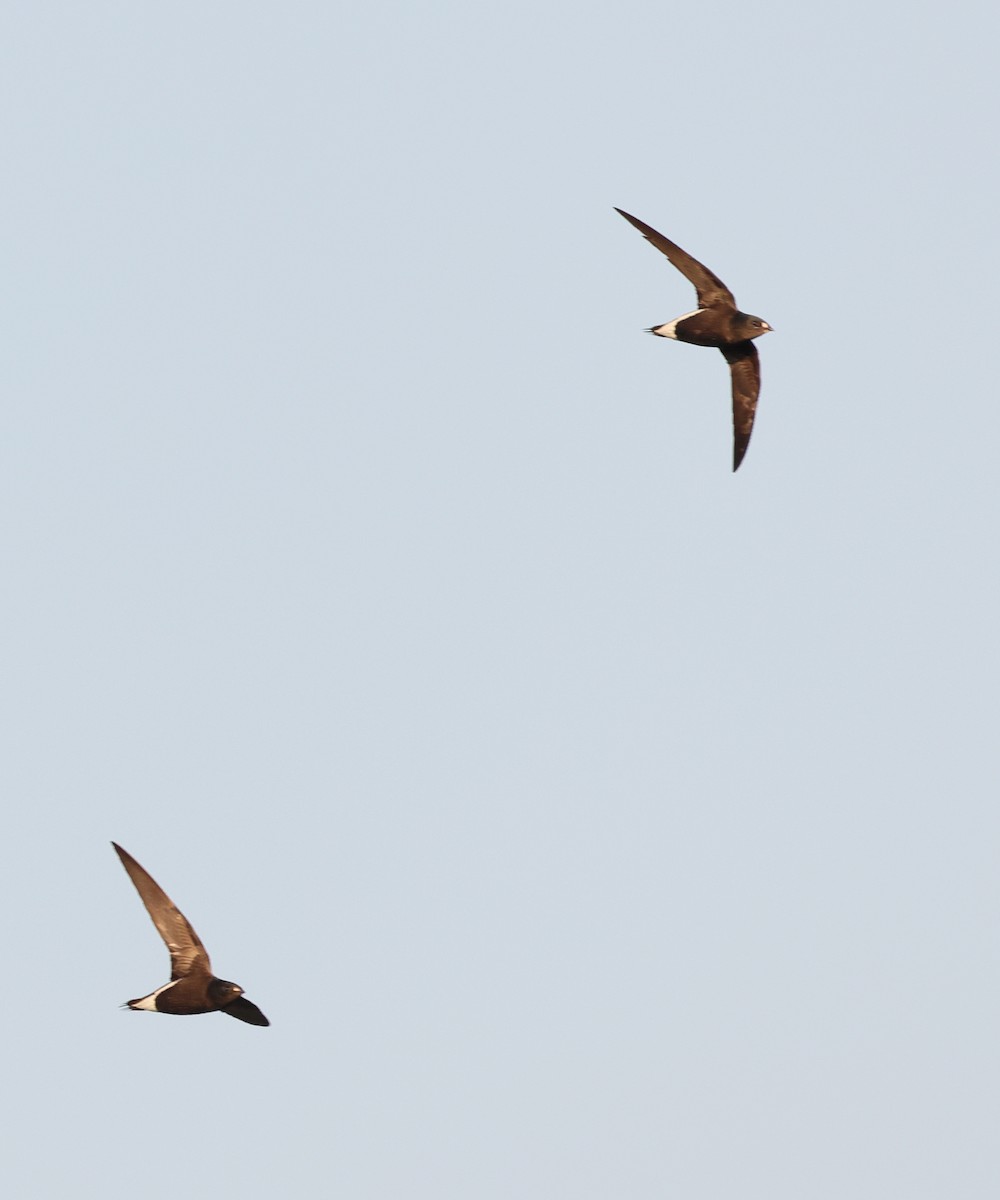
left=112, top=841, right=270, bottom=1026
left=615, top=208, right=772, bottom=471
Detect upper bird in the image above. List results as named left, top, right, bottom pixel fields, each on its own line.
left=615, top=208, right=772, bottom=471
left=112, top=841, right=270, bottom=1026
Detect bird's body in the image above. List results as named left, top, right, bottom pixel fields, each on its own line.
left=615, top=207, right=772, bottom=471
left=112, top=841, right=269, bottom=1027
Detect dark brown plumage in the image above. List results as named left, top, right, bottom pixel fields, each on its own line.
left=615, top=207, right=772, bottom=471
left=112, top=842, right=269, bottom=1027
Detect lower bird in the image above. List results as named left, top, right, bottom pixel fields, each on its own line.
left=615, top=208, right=772, bottom=471
left=112, top=841, right=269, bottom=1026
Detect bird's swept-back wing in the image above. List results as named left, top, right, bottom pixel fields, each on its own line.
left=223, top=996, right=270, bottom=1026
left=615, top=209, right=736, bottom=308
left=721, top=342, right=760, bottom=471
left=112, top=843, right=212, bottom=979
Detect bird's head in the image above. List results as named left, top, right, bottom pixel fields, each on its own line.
left=738, top=313, right=773, bottom=340
left=208, top=978, right=245, bottom=1005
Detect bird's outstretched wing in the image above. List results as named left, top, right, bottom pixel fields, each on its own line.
left=112, top=842, right=212, bottom=979
left=615, top=209, right=736, bottom=308
left=222, top=996, right=271, bottom=1027
left=720, top=342, right=760, bottom=472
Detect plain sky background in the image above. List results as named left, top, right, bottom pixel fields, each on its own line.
left=2, top=1, right=998, bottom=1195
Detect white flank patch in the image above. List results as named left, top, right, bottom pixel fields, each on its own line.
left=130, top=980, right=179, bottom=1012
left=652, top=309, right=704, bottom=339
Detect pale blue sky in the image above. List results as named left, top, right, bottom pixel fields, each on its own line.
left=2, top=1, right=999, bottom=1196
